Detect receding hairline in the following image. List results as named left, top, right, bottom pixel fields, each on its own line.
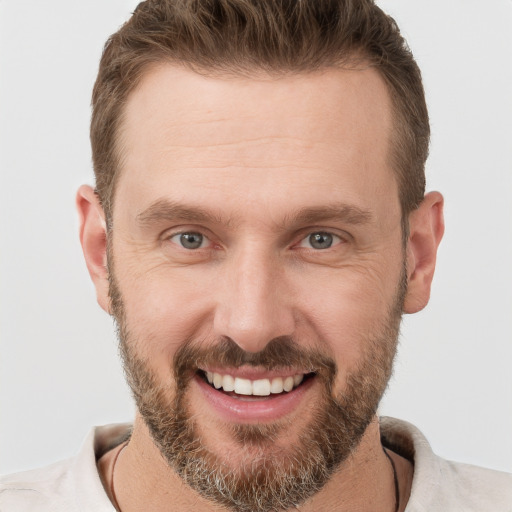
left=92, top=0, right=428, bottom=230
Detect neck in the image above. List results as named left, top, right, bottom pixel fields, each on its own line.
left=104, top=414, right=412, bottom=512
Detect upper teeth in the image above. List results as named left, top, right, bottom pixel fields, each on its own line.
left=205, top=372, right=304, bottom=396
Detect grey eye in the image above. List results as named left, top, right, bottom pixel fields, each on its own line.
left=176, top=232, right=205, bottom=249
left=307, top=232, right=334, bottom=249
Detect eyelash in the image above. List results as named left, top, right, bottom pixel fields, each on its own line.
left=166, top=229, right=346, bottom=251
left=168, top=231, right=210, bottom=250
left=298, top=232, right=344, bottom=250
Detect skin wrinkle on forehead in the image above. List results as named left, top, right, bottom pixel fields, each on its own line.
left=159, top=135, right=315, bottom=149
left=119, top=66, right=392, bottom=156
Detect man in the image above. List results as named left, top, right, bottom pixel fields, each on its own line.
left=1, top=1, right=511, bottom=511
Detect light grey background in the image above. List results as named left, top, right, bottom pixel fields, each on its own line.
left=1, top=1, right=511, bottom=474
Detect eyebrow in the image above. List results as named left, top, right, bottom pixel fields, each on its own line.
left=136, top=199, right=373, bottom=229
left=136, top=199, right=233, bottom=227
left=284, top=204, right=373, bottom=227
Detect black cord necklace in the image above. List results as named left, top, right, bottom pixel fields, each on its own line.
left=110, top=442, right=128, bottom=512
left=383, top=447, right=400, bottom=512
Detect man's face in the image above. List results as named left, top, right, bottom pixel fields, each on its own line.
left=108, top=64, right=406, bottom=510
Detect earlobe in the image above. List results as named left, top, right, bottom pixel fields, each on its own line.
left=403, top=191, right=445, bottom=314
left=76, top=185, right=111, bottom=314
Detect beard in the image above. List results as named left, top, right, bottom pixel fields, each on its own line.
left=109, top=265, right=406, bottom=512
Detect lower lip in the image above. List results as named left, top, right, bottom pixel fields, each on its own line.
left=194, top=374, right=316, bottom=423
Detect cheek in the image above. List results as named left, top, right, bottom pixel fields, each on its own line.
left=115, top=263, right=217, bottom=376
left=291, top=260, right=402, bottom=378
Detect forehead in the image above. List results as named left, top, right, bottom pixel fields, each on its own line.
left=115, top=64, right=397, bottom=221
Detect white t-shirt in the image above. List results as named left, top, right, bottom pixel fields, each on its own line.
left=1, top=417, right=511, bottom=511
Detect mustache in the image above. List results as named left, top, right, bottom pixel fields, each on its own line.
left=173, top=336, right=337, bottom=381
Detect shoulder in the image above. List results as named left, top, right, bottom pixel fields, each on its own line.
left=413, top=459, right=512, bottom=511
left=440, top=459, right=512, bottom=505
left=380, top=416, right=512, bottom=512
left=0, top=424, right=130, bottom=512
left=0, top=458, right=77, bottom=511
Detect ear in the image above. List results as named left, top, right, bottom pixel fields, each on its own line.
left=76, top=185, right=111, bottom=314
left=403, top=191, right=445, bottom=314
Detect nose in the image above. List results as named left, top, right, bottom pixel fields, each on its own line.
left=212, top=244, right=295, bottom=353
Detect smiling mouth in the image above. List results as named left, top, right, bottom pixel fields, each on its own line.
left=199, top=370, right=315, bottom=398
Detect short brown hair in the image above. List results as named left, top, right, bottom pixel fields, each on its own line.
left=91, top=0, right=429, bottom=223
